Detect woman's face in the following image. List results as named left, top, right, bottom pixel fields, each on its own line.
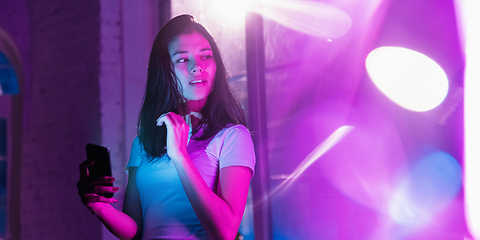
left=168, top=32, right=216, bottom=102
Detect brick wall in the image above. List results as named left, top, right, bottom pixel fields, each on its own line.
left=98, top=1, right=126, bottom=239
left=21, top=1, right=103, bottom=239
left=1, top=0, right=156, bottom=239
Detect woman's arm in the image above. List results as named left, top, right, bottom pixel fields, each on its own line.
left=158, top=113, right=252, bottom=240
left=93, top=168, right=142, bottom=240
left=122, top=167, right=143, bottom=239
left=93, top=203, right=138, bottom=240
left=93, top=167, right=142, bottom=239
left=78, top=161, right=142, bottom=240
left=173, top=159, right=252, bottom=240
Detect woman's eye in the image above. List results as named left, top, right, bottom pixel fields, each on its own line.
left=176, top=58, right=188, bottom=63
left=202, top=55, right=213, bottom=60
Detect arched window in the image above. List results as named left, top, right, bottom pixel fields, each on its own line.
left=0, top=51, right=19, bottom=95
left=0, top=26, right=23, bottom=239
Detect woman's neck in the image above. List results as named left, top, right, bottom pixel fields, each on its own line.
left=179, top=99, right=207, bottom=114
left=179, top=99, right=206, bottom=127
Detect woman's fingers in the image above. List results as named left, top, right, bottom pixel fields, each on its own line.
left=155, top=112, right=190, bottom=160
left=82, top=193, right=118, bottom=204
left=78, top=184, right=117, bottom=195
left=78, top=184, right=118, bottom=195
left=92, top=185, right=119, bottom=194
left=168, top=112, right=183, bottom=125
left=78, top=162, right=118, bottom=213
left=157, top=113, right=189, bottom=138
left=89, top=176, right=115, bottom=185
left=77, top=176, right=116, bottom=195
left=156, top=112, right=187, bottom=128
left=77, top=176, right=115, bottom=188
left=79, top=159, right=94, bottom=179
left=156, top=112, right=169, bottom=126
left=156, top=112, right=180, bottom=126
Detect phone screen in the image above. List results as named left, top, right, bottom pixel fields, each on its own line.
left=86, top=143, right=114, bottom=198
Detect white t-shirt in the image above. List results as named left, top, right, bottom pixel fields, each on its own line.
left=125, top=124, right=256, bottom=240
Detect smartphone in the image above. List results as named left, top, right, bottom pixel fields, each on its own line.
left=86, top=143, right=114, bottom=198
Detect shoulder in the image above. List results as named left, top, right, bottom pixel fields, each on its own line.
left=208, top=124, right=253, bottom=146
left=215, top=124, right=256, bottom=175
left=132, top=135, right=141, bottom=145
left=217, top=124, right=251, bottom=139
left=206, top=124, right=253, bottom=155
left=226, top=124, right=250, bottom=133
left=212, top=124, right=253, bottom=151
left=125, top=136, right=147, bottom=173
left=130, top=136, right=145, bottom=152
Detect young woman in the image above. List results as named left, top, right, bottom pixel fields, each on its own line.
left=78, top=14, right=256, bottom=240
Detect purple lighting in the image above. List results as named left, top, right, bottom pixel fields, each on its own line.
left=0, top=0, right=469, bottom=239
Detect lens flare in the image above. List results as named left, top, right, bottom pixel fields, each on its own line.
left=251, top=0, right=352, bottom=39
left=388, top=151, right=462, bottom=227
left=261, top=126, right=354, bottom=204
left=211, top=0, right=352, bottom=39
left=366, top=46, right=449, bottom=112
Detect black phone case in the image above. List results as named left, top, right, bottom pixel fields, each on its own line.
left=86, top=143, right=114, bottom=198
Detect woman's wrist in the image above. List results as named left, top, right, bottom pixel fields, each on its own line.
left=170, top=150, right=190, bottom=164
left=91, top=203, right=111, bottom=217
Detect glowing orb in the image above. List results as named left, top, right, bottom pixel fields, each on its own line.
left=388, top=151, right=462, bottom=226
left=366, top=47, right=449, bottom=112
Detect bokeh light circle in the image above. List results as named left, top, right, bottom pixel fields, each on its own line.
left=388, top=151, right=462, bottom=226
left=366, top=46, right=449, bottom=112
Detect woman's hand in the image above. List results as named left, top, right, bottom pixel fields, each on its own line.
left=77, top=159, right=119, bottom=214
left=156, top=112, right=190, bottom=160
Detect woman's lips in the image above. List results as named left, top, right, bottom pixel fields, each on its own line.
left=190, top=80, right=206, bottom=85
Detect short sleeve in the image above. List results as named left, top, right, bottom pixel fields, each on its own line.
left=125, top=136, right=144, bottom=174
left=218, top=125, right=256, bottom=177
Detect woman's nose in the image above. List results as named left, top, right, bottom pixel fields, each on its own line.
left=190, top=59, right=204, bottom=73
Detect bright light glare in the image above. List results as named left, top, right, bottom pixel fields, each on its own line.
left=388, top=152, right=462, bottom=227
left=284, top=126, right=353, bottom=183
left=262, top=126, right=354, bottom=203
left=212, top=0, right=248, bottom=26
left=251, top=0, right=351, bottom=39
left=210, top=0, right=351, bottom=39
left=455, top=0, right=480, bottom=238
left=366, top=47, right=449, bottom=112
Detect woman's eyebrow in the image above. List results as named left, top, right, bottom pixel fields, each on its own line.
left=171, top=47, right=212, bottom=57
left=171, top=51, right=188, bottom=57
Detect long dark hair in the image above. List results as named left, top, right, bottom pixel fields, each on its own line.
left=137, top=14, right=246, bottom=159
